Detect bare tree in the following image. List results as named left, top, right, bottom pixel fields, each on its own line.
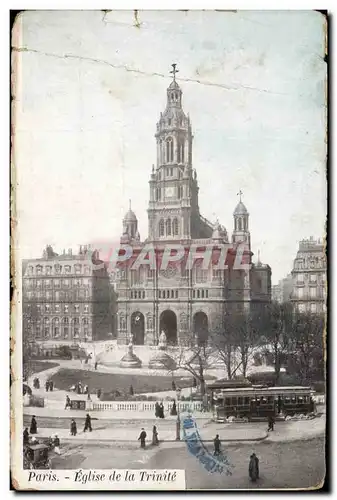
left=262, top=301, right=293, bottom=385
left=290, top=311, right=325, bottom=385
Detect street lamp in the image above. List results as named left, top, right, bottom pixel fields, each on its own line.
left=176, top=387, right=182, bottom=441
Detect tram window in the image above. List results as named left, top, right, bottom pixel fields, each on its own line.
left=285, top=397, right=290, bottom=404
left=225, top=398, right=231, bottom=406
left=244, top=397, right=250, bottom=405
left=291, top=395, right=296, bottom=402
left=232, top=397, right=237, bottom=406
left=238, top=397, right=243, bottom=405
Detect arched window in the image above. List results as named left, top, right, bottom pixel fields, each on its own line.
left=173, top=218, right=179, bottom=236
left=177, top=140, right=185, bottom=163
left=166, top=218, right=172, bottom=235
left=166, top=138, right=173, bottom=163
left=159, top=219, right=165, bottom=237
left=238, top=218, right=242, bottom=231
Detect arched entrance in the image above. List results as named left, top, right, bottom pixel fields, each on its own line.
left=193, top=312, right=209, bottom=346
left=160, top=310, right=177, bottom=345
left=131, top=312, right=145, bottom=345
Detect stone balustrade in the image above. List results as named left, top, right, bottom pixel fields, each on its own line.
left=91, top=400, right=204, bottom=413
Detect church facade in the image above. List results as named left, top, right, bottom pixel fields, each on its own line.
left=115, top=66, right=271, bottom=346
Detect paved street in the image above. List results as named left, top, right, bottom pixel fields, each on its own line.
left=49, top=437, right=325, bottom=490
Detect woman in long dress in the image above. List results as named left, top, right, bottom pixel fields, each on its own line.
left=152, top=425, right=159, bottom=446
left=30, top=416, right=37, bottom=434
left=249, top=453, right=259, bottom=482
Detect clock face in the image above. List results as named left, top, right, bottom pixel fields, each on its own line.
left=165, top=186, right=175, bottom=198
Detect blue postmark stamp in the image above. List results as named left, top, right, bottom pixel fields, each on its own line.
left=182, top=414, right=234, bottom=476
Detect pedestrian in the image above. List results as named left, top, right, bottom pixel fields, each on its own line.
left=23, top=427, right=29, bottom=445
left=65, top=395, right=71, bottom=409
left=53, top=434, right=61, bottom=455
left=155, top=402, right=160, bottom=418
left=87, top=391, right=91, bottom=401
left=97, top=388, right=102, bottom=399
left=152, top=425, right=159, bottom=446
left=70, top=419, right=77, bottom=436
left=249, top=453, right=259, bottom=482
left=129, top=384, right=134, bottom=396
left=138, top=428, right=147, bottom=449
left=30, top=415, right=37, bottom=434
left=267, top=415, right=274, bottom=432
left=95, top=361, right=98, bottom=370
left=83, top=413, right=92, bottom=432
left=213, top=434, right=221, bottom=456
left=49, top=380, right=54, bottom=392
left=159, top=402, right=165, bottom=419
left=45, top=380, right=49, bottom=392
left=170, top=400, right=177, bottom=416
left=172, top=380, right=176, bottom=391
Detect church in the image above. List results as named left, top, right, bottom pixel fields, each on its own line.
left=115, top=65, right=271, bottom=347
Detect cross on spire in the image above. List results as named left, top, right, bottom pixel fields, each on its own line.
left=237, top=189, right=243, bottom=202
left=170, top=63, right=179, bottom=81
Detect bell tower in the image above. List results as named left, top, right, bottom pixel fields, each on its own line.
left=232, top=190, right=251, bottom=248
left=148, top=64, right=200, bottom=241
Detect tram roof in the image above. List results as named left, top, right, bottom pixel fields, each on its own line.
left=215, top=386, right=312, bottom=393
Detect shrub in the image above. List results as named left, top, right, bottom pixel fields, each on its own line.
left=29, top=395, right=45, bottom=408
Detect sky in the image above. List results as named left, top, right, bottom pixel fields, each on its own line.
left=13, top=10, right=327, bottom=284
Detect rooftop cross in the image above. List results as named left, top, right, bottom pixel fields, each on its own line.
left=237, top=189, right=243, bottom=202
left=170, top=63, right=179, bottom=81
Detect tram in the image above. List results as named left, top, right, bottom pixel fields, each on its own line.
left=210, top=385, right=315, bottom=420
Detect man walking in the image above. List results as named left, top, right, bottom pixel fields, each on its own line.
left=213, top=434, right=221, bottom=456
left=138, top=428, right=147, bottom=449
left=83, top=413, right=92, bottom=432
left=267, top=415, right=275, bottom=432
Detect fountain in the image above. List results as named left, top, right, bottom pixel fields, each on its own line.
left=119, top=338, right=142, bottom=368
left=148, top=331, right=176, bottom=370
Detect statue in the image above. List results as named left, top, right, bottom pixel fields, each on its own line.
left=158, top=330, right=167, bottom=350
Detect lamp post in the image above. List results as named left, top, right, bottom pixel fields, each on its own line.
left=176, top=388, right=182, bottom=441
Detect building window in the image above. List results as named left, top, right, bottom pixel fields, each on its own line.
left=46, top=266, right=52, bottom=275
left=177, top=140, right=185, bottom=163
left=63, top=317, right=69, bottom=325
left=159, top=290, right=162, bottom=299
left=83, top=317, right=89, bottom=325
left=55, top=291, right=60, bottom=300
left=175, top=290, right=178, bottom=298
left=74, top=304, right=80, bottom=313
left=54, top=304, right=60, bottom=313
left=74, top=278, right=82, bottom=287
left=36, top=265, right=42, bottom=275
left=44, top=328, right=49, bottom=338
left=310, top=274, right=317, bottom=283
left=64, top=304, right=69, bottom=313
left=63, top=327, right=69, bottom=338
left=119, top=315, right=126, bottom=330
left=35, top=326, right=41, bottom=338
left=297, top=274, right=304, bottom=284
left=84, top=305, right=89, bottom=313
left=310, top=287, right=317, bottom=298
left=159, top=219, right=165, bottom=237
left=54, top=264, right=62, bottom=274
left=74, top=328, right=79, bottom=338
left=74, top=264, right=82, bottom=274
left=84, top=266, right=91, bottom=275
left=53, top=327, right=60, bottom=338
left=65, top=265, right=71, bottom=274
left=298, top=288, right=304, bottom=298
left=206, top=290, right=209, bottom=298
left=73, top=317, right=80, bottom=325
left=173, top=218, right=179, bottom=236
left=46, top=291, right=52, bottom=299
left=36, top=280, right=41, bottom=288
left=45, top=279, right=51, bottom=288
left=45, top=305, right=50, bottom=313
left=170, top=167, right=173, bottom=176
left=28, top=266, right=34, bottom=275
left=54, top=279, right=60, bottom=288
left=85, top=290, right=89, bottom=298
left=166, top=219, right=172, bottom=235
left=147, top=269, right=154, bottom=280
left=298, top=303, right=306, bottom=313
left=310, top=303, right=317, bottom=313
left=166, top=137, right=173, bottom=163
